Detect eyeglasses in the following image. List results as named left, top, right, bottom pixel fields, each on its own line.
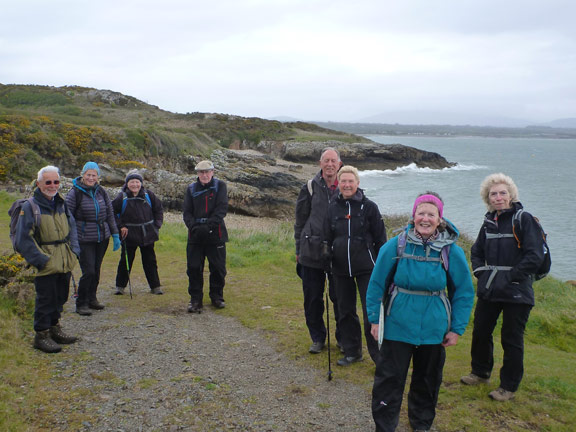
left=44, top=180, right=60, bottom=185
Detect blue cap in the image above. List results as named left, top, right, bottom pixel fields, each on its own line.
left=81, top=161, right=100, bottom=176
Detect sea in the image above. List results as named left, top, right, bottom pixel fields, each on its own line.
left=358, top=135, right=575, bottom=281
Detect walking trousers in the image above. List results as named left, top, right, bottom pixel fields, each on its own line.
left=372, top=339, right=445, bottom=432
left=77, top=239, right=109, bottom=307
left=333, top=273, right=379, bottom=362
left=34, top=273, right=70, bottom=331
left=187, top=242, right=226, bottom=305
left=300, top=264, right=341, bottom=345
left=116, top=243, right=161, bottom=289
left=470, top=298, right=532, bottom=392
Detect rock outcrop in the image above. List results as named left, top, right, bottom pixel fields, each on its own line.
left=96, top=140, right=454, bottom=219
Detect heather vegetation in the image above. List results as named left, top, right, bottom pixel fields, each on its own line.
left=0, top=84, right=365, bottom=182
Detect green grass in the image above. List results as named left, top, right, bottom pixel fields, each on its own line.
left=1, top=190, right=575, bottom=431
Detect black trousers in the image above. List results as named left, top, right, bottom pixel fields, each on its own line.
left=34, top=273, right=70, bottom=331
left=372, top=340, right=445, bottom=432
left=77, top=239, right=109, bottom=307
left=470, top=298, right=532, bottom=392
left=186, top=242, right=226, bottom=305
left=300, top=264, right=341, bottom=344
left=333, top=273, right=379, bottom=362
left=116, top=243, right=161, bottom=289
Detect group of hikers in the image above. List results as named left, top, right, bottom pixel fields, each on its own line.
left=294, top=148, right=547, bottom=431
left=11, top=147, right=548, bottom=432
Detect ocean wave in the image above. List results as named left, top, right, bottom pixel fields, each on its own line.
left=360, top=162, right=486, bottom=177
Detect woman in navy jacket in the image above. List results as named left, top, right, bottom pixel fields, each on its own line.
left=66, top=162, right=120, bottom=315
left=324, top=165, right=387, bottom=366
left=461, top=173, right=545, bottom=402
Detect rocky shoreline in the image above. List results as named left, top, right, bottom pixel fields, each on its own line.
left=1, top=140, right=453, bottom=219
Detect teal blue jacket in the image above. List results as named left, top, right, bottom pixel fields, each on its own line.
left=366, top=220, right=474, bottom=345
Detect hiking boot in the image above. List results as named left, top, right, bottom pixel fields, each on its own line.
left=308, top=341, right=325, bottom=354
left=115, top=286, right=125, bottom=295
left=49, top=324, right=78, bottom=344
left=337, top=355, right=363, bottom=366
left=76, top=305, right=92, bottom=316
left=461, top=373, right=490, bottom=386
left=211, top=300, right=225, bottom=309
left=489, top=387, right=515, bottom=401
left=89, top=300, right=105, bottom=310
left=187, top=302, right=203, bottom=314
left=34, top=330, right=62, bottom=353
left=151, top=287, right=164, bottom=295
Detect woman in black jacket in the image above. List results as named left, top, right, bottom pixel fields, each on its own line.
left=112, top=171, right=164, bottom=295
left=462, top=173, right=545, bottom=401
left=324, top=165, right=387, bottom=365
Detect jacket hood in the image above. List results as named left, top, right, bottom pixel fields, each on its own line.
left=33, top=188, right=66, bottom=210
left=484, top=201, right=524, bottom=220
left=405, top=217, right=459, bottom=252
left=336, top=188, right=365, bottom=203
left=72, top=176, right=100, bottom=195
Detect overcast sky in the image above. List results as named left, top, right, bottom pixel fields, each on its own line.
left=1, top=0, right=575, bottom=124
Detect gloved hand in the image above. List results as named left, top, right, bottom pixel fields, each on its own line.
left=112, top=234, right=121, bottom=251
left=320, top=241, right=332, bottom=272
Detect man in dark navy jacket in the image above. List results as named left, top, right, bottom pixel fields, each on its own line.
left=183, top=160, right=228, bottom=313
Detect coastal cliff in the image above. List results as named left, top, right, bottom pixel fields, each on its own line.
left=0, top=84, right=454, bottom=218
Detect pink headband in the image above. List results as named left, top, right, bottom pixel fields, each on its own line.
left=412, top=194, right=443, bottom=218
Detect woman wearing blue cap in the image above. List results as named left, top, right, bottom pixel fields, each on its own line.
left=66, top=162, right=120, bottom=315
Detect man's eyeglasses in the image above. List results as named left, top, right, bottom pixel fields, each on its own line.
left=44, top=180, right=60, bottom=185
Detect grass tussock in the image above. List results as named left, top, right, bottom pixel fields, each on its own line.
left=1, top=190, right=575, bottom=431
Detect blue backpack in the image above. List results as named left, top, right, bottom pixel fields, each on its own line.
left=118, top=191, right=152, bottom=217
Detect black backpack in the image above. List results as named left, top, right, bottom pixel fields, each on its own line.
left=512, top=209, right=551, bottom=280
left=8, top=197, right=41, bottom=252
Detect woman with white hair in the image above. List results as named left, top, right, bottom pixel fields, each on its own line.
left=461, top=173, right=546, bottom=402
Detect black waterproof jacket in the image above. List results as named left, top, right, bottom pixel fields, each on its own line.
left=183, top=177, right=228, bottom=244
left=112, top=188, right=163, bottom=247
left=294, top=171, right=340, bottom=269
left=324, top=189, right=387, bottom=277
left=471, top=202, right=545, bottom=306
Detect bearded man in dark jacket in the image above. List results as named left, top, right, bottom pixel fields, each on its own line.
left=183, top=160, right=228, bottom=313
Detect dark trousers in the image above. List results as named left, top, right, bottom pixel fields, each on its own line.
left=470, top=298, right=532, bottom=392
left=372, top=340, right=445, bottom=432
left=333, top=273, right=379, bottom=362
left=187, top=242, right=226, bottom=305
left=116, top=243, right=161, bottom=289
left=300, top=264, right=340, bottom=344
left=77, top=240, right=109, bottom=306
left=34, top=273, right=70, bottom=331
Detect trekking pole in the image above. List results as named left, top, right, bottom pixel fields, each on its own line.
left=122, top=241, right=133, bottom=299
left=71, top=272, right=78, bottom=299
left=325, top=273, right=333, bottom=381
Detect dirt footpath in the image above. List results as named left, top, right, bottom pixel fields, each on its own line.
left=54, top=287, right=381, bottom=432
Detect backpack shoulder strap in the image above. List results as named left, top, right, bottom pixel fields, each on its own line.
left=307, top=179, right=314, bottom=196
left=143, top=191, right=152, bottom=207
left=512, top=208, right=525, bottom=248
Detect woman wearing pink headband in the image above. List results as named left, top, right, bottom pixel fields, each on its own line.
left=366, top=191, right=474, bottom=432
